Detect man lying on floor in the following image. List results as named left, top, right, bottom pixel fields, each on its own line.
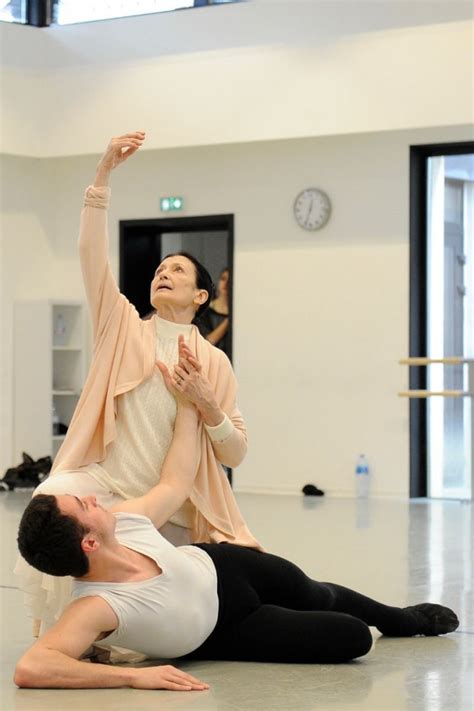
left=14, top=375, right=459, bottom=690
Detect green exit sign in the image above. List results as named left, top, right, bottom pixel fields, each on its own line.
left=160, top=196, right=184, bottom=212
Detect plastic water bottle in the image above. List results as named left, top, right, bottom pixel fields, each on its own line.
left=52, top=406, right=60, bottom=436
left=54, top=313, right=67, bottom=346
left=355, top=454, right=370, bottom=498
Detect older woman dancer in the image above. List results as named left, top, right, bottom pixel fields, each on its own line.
left=15, top=131, right=258, bottom=636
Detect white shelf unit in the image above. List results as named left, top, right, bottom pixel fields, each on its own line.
left=13, top=301, right=86, bottom=463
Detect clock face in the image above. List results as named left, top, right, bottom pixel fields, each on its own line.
left=293, top=188, right=331, bottom=231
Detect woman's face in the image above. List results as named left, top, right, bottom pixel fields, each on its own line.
left=150, top=255, right=207, bottom=313
left=218, top=270, right=229, bottom=296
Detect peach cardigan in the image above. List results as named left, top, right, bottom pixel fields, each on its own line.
left=52, top=185, right=260, bottom=549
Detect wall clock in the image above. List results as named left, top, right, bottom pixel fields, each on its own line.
left=293, top=188, right=331, bottom=231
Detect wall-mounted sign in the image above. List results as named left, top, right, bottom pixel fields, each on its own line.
left=160, top=197, right=184, bottom=212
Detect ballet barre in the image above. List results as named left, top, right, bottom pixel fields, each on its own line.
left=399, top=357, right=468, bottom=366
left=399, top=356, right=473, bottom=499
left=398, top=357, right=474, bottom=399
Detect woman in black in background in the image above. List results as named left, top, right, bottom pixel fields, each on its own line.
left=197, top=267, right=231, bottom=358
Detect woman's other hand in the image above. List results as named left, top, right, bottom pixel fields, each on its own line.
left=172, top=336, right=224, bottom=427
left=94, top=132, right=145, bottom=186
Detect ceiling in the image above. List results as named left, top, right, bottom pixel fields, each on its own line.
left=1, top=0, right=473, bottom=70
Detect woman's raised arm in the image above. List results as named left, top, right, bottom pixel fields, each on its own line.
left=79, top=132, right=145, bottom=342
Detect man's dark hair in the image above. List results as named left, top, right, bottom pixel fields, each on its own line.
left=17, top=494, right=90, bottom=577
left=163, top=252, right=214, bottom=319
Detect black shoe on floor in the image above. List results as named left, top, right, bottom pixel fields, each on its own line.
left=406, top=603, right=459, bottom=636
left=302, top=484, right=325, bottom=496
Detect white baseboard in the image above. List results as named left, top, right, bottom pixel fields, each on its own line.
left=233, top=485, right=408, bottom=499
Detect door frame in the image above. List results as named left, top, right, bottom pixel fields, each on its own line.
left=409, top=140, right=474, bottom=497
left=119, top=213, right=234, bottom=360
left=119, top=213, right=235, bottom=485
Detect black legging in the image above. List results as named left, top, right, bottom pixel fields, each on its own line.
left=187, top=543, right=424, bottom=664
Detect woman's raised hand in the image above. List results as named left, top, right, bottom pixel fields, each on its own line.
left=94, top=132, right=145, bottom=185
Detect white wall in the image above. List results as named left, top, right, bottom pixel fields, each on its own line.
left=1, top=19, right=472, bottom=157
left=0, top=156, right=88, bottom=473
left=1, top=124, right=472, bottom=495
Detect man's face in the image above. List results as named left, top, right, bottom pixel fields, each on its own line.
left=56, top=494, right=114, bottom=540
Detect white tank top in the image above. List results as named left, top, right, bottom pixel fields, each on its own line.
left=71, top=513, right=219, bottom=659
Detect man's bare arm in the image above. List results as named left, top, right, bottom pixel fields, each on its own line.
left=15, top=596, right=128, bottom=689
left=111, top=400, right=199, bottom=529
left=14, top=596, right=208, bottom=691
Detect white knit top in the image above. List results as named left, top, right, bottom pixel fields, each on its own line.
left=71, top=513, right=219, bottom=659
left=84, top=316, right=230, bottom=529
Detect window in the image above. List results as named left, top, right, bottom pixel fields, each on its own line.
left=0, top=0, right=241, bottom=26
left=0, top=1, right=27, bottom=24
left=54, top=0, right=194, bottom=25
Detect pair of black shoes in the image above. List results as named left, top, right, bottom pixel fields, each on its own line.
left=0, top=452, right=52, bottom=491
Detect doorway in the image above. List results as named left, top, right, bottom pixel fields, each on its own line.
left=119, top=214, right=234, bottom=361
left=409, top=142, right=474, bottom=499
left=120, top=213, right=234, bottom=484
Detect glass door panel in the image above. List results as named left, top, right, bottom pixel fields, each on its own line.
left=427, top=154, right=474, bottom=499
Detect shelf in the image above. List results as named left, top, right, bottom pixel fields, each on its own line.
left=14, top=300, right=86, bottom=461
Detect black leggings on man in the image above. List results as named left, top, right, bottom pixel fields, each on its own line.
left=187, top=543, right=458, bottom=664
